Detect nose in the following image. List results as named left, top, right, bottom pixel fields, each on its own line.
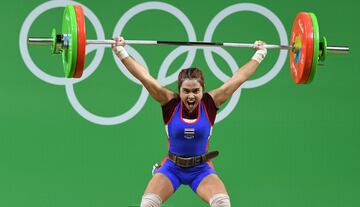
left=188, top=93, right=195, bottom=98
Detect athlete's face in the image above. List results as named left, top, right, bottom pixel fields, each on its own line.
left=179, top=79, right=203, bottom=113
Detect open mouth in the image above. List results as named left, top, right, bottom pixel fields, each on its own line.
left=187, top=100, right=196, bottom=109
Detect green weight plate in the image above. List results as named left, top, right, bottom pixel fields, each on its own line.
left=306, top=12, right=319, bottom=84
left=61, top=5, right=78, bottom=78
left=51, top=28, right=56, bottom=54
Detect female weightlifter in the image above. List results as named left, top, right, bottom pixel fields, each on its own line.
left=112, top=37, right=267, bottom=207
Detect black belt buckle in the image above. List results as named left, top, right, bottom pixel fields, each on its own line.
left=168, top=151, right=214, bottom=168
left=178, top=157, right=192, bottom=168
left=194, top=155, right=202, bottom=165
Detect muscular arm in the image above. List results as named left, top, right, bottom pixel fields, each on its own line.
left=113, top=37, right=176, bottom=105
left=208, top=41, right=267, bottom=107
left=121, top=56, right=176, bottom=105
left=208, top=59, right=260, bottom=107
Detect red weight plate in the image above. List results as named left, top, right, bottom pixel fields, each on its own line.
left=73, top=5, right=86, bottom=78
left=289, top=12, right=314, bottom=84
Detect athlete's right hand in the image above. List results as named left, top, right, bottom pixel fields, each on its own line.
left=112, top=36, right=129, bottom=60
left=112, top=36, right=126, bottom=48
left=251, top=40, right=267, bottom=64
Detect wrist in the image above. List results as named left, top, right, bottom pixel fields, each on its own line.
left=114, top=46, right=129, bottom=60
left=251, top=49, right=267, bottom=64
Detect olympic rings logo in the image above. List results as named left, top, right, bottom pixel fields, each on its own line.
left=19, top=0, right=288, bottom=125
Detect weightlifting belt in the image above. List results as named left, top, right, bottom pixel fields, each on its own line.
left=168, top=150, right=219, bottom=168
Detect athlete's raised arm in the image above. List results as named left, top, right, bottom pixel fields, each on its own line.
left=112, top=37, right=177, bottom=105
left=208, top=41, right=267, bottom=107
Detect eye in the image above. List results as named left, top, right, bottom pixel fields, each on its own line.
left=194, top=89, right=200, bottom=94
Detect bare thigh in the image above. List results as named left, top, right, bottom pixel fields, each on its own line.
left=196, top=174, right=229, bottom=203
left=143, top=173, right=174, bottom=202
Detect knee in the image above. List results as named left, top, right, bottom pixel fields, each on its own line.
left=209, top=193, right=231, bottom=207
left=140, top=193, right=162, bottom=207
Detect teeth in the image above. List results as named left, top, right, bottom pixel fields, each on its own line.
left=187, top=100, right=195, bottom=108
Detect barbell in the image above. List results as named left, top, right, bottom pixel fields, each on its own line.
left=27, top=5, right=349, bottom=84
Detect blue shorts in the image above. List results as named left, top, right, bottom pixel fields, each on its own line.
left=155, top=159, right=216, bottom=192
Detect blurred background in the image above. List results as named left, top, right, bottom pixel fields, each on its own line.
left=1, top=0, right=359, bottom=206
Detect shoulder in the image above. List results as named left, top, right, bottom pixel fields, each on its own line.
left=161, top=94, right=180, bottom=124
left=202, top=92, right=218, bottom=125
left=202, top=93, right=218, bottom=110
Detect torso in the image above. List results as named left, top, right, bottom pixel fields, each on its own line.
left=162, top=93, right=218, bottom=156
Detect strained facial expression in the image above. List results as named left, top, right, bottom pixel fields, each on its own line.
left=179, top=79, right=203, bottom=112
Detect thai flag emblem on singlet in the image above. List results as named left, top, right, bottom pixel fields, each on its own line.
left=184, top=128, right=195, bottom=139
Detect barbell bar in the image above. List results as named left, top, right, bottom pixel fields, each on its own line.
left=28, top=38, right=293, bottom=49
left=27, top=5, right=350, bottom=84
left=28, top=38, right=349, bottom=53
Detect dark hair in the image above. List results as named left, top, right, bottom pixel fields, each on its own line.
left=177, top=68, right=205, bottom=91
